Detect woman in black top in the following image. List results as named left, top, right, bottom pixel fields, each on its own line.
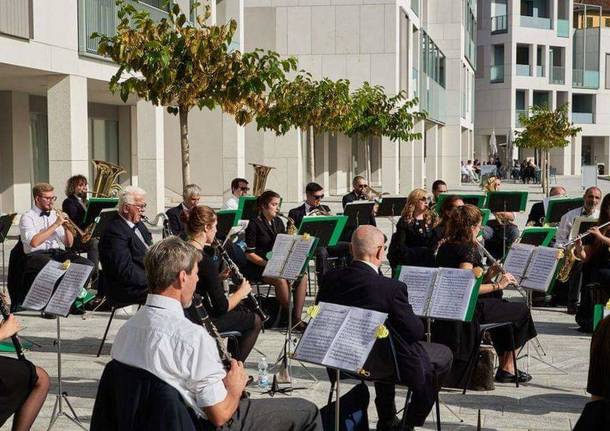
left=388, top=188, right=437, bottom=269
left=434, top=204, right=537, bottom=385
left=185, top=205, right=262, bottom=361
left=430, top=195, right=464, bottom=250
left=244, top=191, right=308, bottom=329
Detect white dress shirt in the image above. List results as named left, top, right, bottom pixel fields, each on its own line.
left=221, top=195, right=239, bottom=210
left=111, top=294, right=227, bottom=416
left=556, top=206, right=600, bottom=246
left=19, top=206, right=66, bottom=254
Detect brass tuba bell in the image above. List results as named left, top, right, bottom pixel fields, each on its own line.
left=90, top=160, right=126, bottom=198
left=249, top=163, right=274, bottom=196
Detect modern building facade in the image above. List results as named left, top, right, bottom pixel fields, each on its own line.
left=475, top=0, right=610, bottom=175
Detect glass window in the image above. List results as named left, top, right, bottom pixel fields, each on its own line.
left=139, top=0, right=170, bottom=10
left=30, top=113, right=49, bottom=183
left=89, top=118, right=119, bottom=180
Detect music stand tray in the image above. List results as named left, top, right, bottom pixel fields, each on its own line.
left=436, top=193, right=486, bottom=212
left=544, top=197, right=584, bottom=225
left=216, top=210, right=238, bottom=238
left=519, top=227, right=557, bottom=247
left=376, top=197, right=407, bottom=218
left=237, top=196, right=258, bottom=222
left=83, top=197, right=119, bottom=226
left=485, top=191, right=528, bottom=213
left=298, top=216, right=348, bottom=248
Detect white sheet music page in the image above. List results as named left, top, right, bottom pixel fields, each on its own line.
left=45, top=263, right=93, bottom=316
left=262, top=234, right=294, bottom=279
left=22, top=261, right=67, bottom=310
left=281, top=236, right=315, bottom=280
left=521, top=246, right=559, bottom=292
left=323, top=307, right=387, bottom=372
left=503, top=243, right=535, bottom=283
left=428, top=268, right=476, bottom=321
left=396, top=266, right=437, bottom=317
left=294, top=302, right=349, bottom=366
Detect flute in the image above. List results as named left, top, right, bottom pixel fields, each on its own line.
left=562, top=220, right=610, bottom=248
left=0, top=292, right=26, bottom=361
left=476, top=242, right=526, bottom=297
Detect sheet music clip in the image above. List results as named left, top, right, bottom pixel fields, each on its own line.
left=62, top=260, right=71, bottom=270
left=357, top=368, right=370, bottom=378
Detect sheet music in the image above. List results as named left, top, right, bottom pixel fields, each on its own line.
left=22, top=261, right=67, bottom=310
left=429, top=268, right=476, bottom=321
left=45, top=263, right=93, bottom=316
left=323, top=307, right=387, bottom=372
left=396, top=266, right=437, bottom=317
left=281, top=237, right=314, bottom=280
left=521, top=247, right=559, bottom=292
left=294, top=302, right=349, bottom=365
left=503, top=243, right=535, bottom=282
left=262, top=234, right=294, bottom=278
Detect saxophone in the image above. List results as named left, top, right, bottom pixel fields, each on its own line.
left=278, top=213, right=298, bottom=235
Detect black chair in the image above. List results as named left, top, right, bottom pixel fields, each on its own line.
left=91, top=359, right=199, bottom=431
left=7, top=238, right=26, bottom=311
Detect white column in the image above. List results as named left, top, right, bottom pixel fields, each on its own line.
left=131, top=100, right=165, bottom=215
left=413, top=120, right=425, bottom=189
left=572, top=134, right=582, bottom=175
left=425, top=124, right=439, bottom=190
left=0, top=91, right=32, bottom=213
left=438, top=124, right=461, bottom=186
left=381, top=135, right=399, bottom=194
left=330, top=134, right=350, bottom=195
left=222, top=114, right=245, bottom=195
left=47, top=75, right=89, bottom=193
left=602, top=137, right=610, bottom=176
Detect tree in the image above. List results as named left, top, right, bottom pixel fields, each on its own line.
left=514, top=104, right=581, bottom=196
left=94, top=0, right=296, bottom=186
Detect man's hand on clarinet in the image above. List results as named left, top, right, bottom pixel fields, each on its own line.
left=224, top=359, right=248, bottom=396
left=0, top=314, right=22, bottom=340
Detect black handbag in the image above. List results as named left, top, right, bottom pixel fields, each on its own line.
left=321, top=382, right=370, bottom=431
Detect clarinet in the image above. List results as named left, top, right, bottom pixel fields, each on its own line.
left=0, top=292, right=26, bottom=361
left=213, top=239, right=270, bottom=322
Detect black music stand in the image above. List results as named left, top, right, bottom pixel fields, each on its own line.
left=237, top=196, right=258, bottom=222
left=571, top=217, right=599, bottom=246
left=376, top=197, right=407, bottom=234
left=83, top=197, right=119, bottom=226
left=544, top=197, right=584, bottom=225
left=90, top=209, right=118, bottom=239
left=486, top=191, right=528, bottom=259
left=343, top=201, right=375, bottom=228
left=0, top=213, right=16, bottom=292
left=216, top=210, right=238, bottom=239
left=297, top=216, right=347, bottom=249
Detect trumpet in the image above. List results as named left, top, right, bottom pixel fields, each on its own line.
left=52, top=206, right=95, bottom=242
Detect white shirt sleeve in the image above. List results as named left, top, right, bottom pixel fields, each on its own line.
left=19, top=212, right=38, bottom=246
left=188, top=331, right=228, bottom=408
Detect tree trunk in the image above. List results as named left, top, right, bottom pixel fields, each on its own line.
left=365, top=135, right=372, bottom=184
left=179, top=107, right=191, bottom=187
left=308, top=126, right=315, bottom=183
left=540, top=149, right=549, bottom=197
left=545, top=149, right=550, bottom=196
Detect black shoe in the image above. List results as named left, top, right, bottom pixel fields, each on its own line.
left=566, top=303, right=578, bottom=315
left=495, top=369, right=532, bottom=383
left=40, top=311, right=57, bottom=320
left=517, top=370, right=532, bottom=382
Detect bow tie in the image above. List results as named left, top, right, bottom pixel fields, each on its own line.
left=132, top=224, right=139, bottom=231
left=40, top=211, right=51, bottom=217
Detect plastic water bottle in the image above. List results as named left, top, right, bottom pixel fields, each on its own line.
left=257, top=356, right=269, bottom=390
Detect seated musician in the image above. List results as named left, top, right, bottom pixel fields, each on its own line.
left=526, top=186, right=566, bottom=227
left=0, top=314, right=50, bottom=430
left=435, top=205, right=537, bottom=385
left=184, top=205, right=262, bottom=361
left=62, top=175, right=99, bottom=282
left=430, top=195, right=464, bottom=249
left=289, top=182, right=350, bottom=277
left=166, top=184, right=201, bottom=238
left=429, top=179, right=447, bottom=211
left=555, top=186, right=601, bottom=315
left=222, top=178, right=250, bottom=210
left=17, top=183, right=92, bottom=307
left=388, top=188, right=437, bottom=270
left=341, top=176, right=377, bottom=241
left=110, top=237, right=322, bottom=430
left=98, top=186, right=152, bottom=305
left=243, top=191, right=308, bottom=330
left=481, top=176, right=519, bottom=259
left=319, top=225, right=452, bottom=431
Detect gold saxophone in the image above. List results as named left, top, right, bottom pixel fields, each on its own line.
left=278, top=212, right=298, bottom=235
left=556, top=220, right=610, bottom=282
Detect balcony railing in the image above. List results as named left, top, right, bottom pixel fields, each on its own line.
left=491, top=15, right=508, bottom=33
left=490, top=65, right=504, bottom=82
left=419, top=76, right=446, bottom=124
left=412, top=67, right=419, bottom=98
left=572, top=112, right=594, bottom=124
left=411, top=0, right=419, bottom=17
left=536, top=65, right=545, bottom=77
left=557, top=19, right=569, bottom=37
left=573, top=69, right=599, bottom=89
left=550, top=66, right=565, bottom=84
left=515, top=109, right=528, bottom=128
left=516, top=64, right=532, bottom=76
left=520, top=15, right=551, bottom=30
left=464, top=37, right=475, bottom=65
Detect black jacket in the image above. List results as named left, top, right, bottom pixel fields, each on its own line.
left=288, top=203, right=331, bottom=229
left=166, top=204, right=185, bottom=237
left=245, top=215, right=286, bottom=260
left=318, top=261, right=431, bottom=389
left=62, top=195, right=87, bottom=229
left=527, top=201, right=545, bottom=227
left=99, top=214, right=152, bottom=304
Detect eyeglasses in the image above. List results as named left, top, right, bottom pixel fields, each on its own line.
left=377, top=245, right=388, bottom=251
left=239, top=187, right=250, bottom=192
left=39, top=196, right=57, bottom=202
left=356, top=184, right=368, bottom=189
left=312, top=194, right=324, bottom=200
left=128, top=203, right=147, bottom=210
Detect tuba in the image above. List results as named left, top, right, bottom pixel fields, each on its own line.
left=91, top=160, right=126, bottom=198
left=249, top=163, right=275, bottom=196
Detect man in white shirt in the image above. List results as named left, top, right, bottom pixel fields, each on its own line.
left=111, top=237, right=321, bottom=430
left=222, top=178, right=250, bottom=210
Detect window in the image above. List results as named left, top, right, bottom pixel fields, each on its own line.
left=139, top=0, right=170, bottom=11
left=606, top=54, right=610, bottom=89
left=586, top=17, right=594, bottom=28
left=605, top=17, right=610, bottom=27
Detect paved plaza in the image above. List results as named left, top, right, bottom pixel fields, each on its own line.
left=1, top=175, right=606, bottom=431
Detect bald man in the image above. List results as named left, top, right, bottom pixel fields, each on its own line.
left=526, top=186, right=566, bottom=227
left=318, top=226, right=452, bottom=430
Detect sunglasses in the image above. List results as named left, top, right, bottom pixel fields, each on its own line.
left=240, top=187, right=250, bottom=191
left=312, top=194, right=324, bottom=200
left=356, top=184, right=368, bottom=188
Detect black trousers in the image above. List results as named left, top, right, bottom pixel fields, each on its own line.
left=200, top=398, right=322, bottom=431
left=315, top=242, right=352, bottom=278
left=0, top=357, right=37, bottom=427
left=374, top=342, right=452, bottom=428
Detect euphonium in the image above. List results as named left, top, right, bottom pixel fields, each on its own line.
left=91, top=160, right=126, bottom=198
left=305, top=207, right=331, bottom=216
left=249, top=163, right=275, bottom=196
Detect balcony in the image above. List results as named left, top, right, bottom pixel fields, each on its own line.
left=420, top=76, right=446, bottom=124
left=516, top=64, right=532, bottom=76
left=573, top=69, right=600, bottom=89
left=520, top=15, right=551, bottom=30
left=412, top=67, right=419, bottom=98
left=536, top=65, right=545, bottom=77
left=0, top=0, right=32, bottom=39
left=557, top=19, right=569, bottom=37
left=515, top=110, right=528, bottom=128
left=491, top=15, right=508, bottom=33
left=550, top=66, right=565, bottom=84
left=572, top=112, right=594, bottom=124
left=490, top=65, right=504, bottom=83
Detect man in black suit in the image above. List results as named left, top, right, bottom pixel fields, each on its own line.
left=526, top=186, right=566, bottom=227
left=99, top=186, right=153, bottom=305
left=341, top=176, right=376, bottom=242
left=319, top=226, right=452, bottom=430
left=165, top=184, right=201, bottom=238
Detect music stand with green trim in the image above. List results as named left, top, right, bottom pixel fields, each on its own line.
left=485, top=191, right=528, bottom=213
left=216, top=209, right=239, bottom=238
left=435, top=193, right=486, bottom=213
left=83, top=197, right=119, bottom=226
left=593, top=304, right=609, bottom=331
left=237, top=196, right=258, bottom=221
left=297, top=215, right=348, bottom=248
left=544, top=197, right=584, bottom=225
left=519, top=227, right=557, bottom=247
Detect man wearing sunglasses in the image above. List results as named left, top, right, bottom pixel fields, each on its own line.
left=287, top=182, right=331, bottom=228
left=222, top=178, right=250, bottom=210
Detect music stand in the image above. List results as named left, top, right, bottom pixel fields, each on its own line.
left=376, top=197, right=407, bottom=234
left=343, top=201, right=375, bottom=228
left=0, top=213, right=16, bottom=292
left=89, top=209, right=118, bottom=239
left=544, top=197, right=584, bottom=225
left=518, top=227, right=557, bottom=247
left=216, top=210, right=238, bottom=239
left=571, top=217, right=598, bottom=246
left=486, top=191, right=528, bottom=259
left=435, top=193, right=486, bottom=213
left=83, top=197, right=118, bottom=226
left=297, top=216, right=347, bottom=248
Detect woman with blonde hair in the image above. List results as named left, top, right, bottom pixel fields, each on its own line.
left=481, top=176, right=520, bottom=259
left=388, top=188, right=438, bottom=270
